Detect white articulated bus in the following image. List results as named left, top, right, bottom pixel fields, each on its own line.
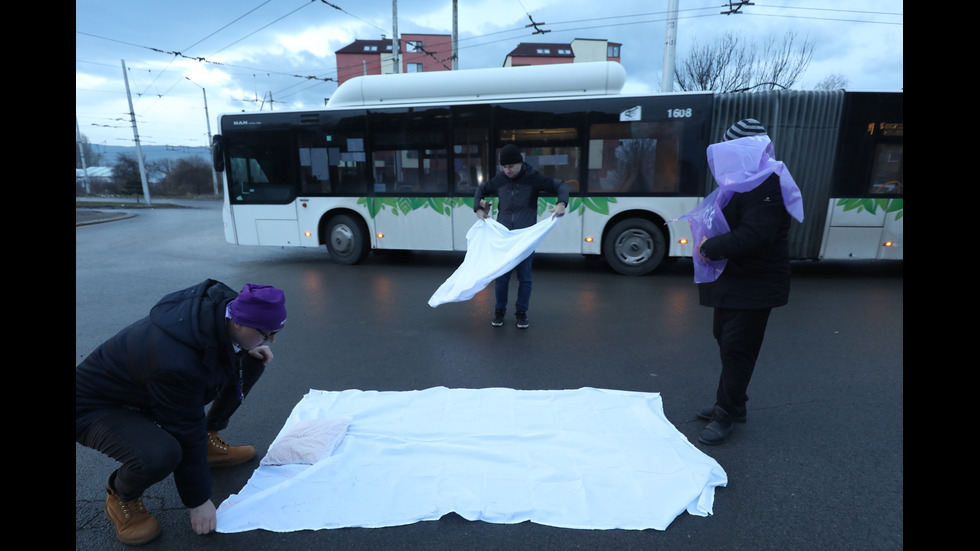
left=212, top=62, right=902, bottom=275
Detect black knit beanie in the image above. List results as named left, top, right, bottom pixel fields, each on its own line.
left=498, top=144, right=523, bottom=165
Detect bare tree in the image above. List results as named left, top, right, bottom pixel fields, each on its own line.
left=755, top=32, right=814, bottom=90
left=815, top=73, right=850, bottom=90
left=675, top=31, right=815, bottom=92
left=675, top=33, right=756, bottom=92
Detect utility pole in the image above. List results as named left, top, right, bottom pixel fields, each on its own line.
left=121, top=59, right=151, bottom=205
left=662, top=0, right=678, bottom=92
left=392, top=0, right=400, bottom=74
left=186, top=77, right=220, bottom=197
left=76, top=116, right=91, bottom=194
left=452, top=0, right=458, bottom=70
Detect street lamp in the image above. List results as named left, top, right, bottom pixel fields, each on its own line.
left=185, top=77, right=220, bottom=197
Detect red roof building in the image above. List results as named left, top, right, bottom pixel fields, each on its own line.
left=335, top=34, right=454, bottom=86
left=504, top=39, right=621, bottom=67
left=334, top=36, right=621, bottom=85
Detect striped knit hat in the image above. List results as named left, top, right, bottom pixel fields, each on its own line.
left=724, top=118, right=767, bottom=141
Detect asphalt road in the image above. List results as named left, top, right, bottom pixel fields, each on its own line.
left=76, top=200, right=903, bottom=550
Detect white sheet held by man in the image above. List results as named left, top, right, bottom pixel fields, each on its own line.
left=428, top=216, right=560, bottom=307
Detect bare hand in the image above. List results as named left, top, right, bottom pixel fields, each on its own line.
left=190, top=499, right=217, bottom=535
left=248, top=345, right=274, bottom=365
left=476, top=199, right=490, bottom=219
left=697, top=236, right=709, bottom=262
left=551, top=202, right=566, bottom=219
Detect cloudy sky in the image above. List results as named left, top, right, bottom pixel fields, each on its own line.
left=76, top=0, right=903, bottom=149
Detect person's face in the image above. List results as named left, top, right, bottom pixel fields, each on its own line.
left=501, top=162, right=521, bottom=178
left=230, top=321, right=279, bottom=350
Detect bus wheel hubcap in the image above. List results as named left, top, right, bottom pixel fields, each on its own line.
left=331, top=225, right=353, bottom=254
left=616, top=230, right=652, bottom=265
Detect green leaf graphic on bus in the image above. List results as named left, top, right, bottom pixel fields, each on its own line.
left=357, top=196, right=616, bottom=218
left=836, top=198, right=903, bottom=221
left=578, top=197, right=616, bottom=215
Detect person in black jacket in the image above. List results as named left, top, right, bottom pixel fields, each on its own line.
left=474, top=144, right=569, bottom=328
left=76, top=279, right=287, bottom=544
left=694, top=119, right=803, bottom=445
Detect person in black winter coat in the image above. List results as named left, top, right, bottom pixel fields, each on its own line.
left=473, top=144, right=569, bottom=328
left=76, top=279, right=287, bottom=544
left=694, top=118, right=803, bottom=445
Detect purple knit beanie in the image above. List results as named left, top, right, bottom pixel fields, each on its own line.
left=228, top=284, right=287, bottom=331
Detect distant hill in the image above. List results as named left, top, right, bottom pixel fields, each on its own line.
left=86, top=144, right=211, bottom=168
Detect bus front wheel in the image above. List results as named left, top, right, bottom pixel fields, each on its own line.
left=325, top=214, right=369, bottom=265
left=603, top=218, right=666, bottom=276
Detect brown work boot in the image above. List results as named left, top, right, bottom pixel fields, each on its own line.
left=207, top=430, right=256, bottom=467
left=104, top=482, right=161, bottom=545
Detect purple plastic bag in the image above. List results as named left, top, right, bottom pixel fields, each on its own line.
left=673, top=136, right=804, bottom=284
left=677, top=189, right=729, bottom=283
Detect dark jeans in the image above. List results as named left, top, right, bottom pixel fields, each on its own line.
left=494, top=253, right=534, bottom=313
left=712, top=307, right=772, bottom=415
left=76, top=352, right=265, bottom=500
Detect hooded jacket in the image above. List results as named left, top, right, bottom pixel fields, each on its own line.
left=682, top=135, right=803, bottom=309
left=474, top=163, right=569, bottom=230
left=75, top=279, right=240, bottom=508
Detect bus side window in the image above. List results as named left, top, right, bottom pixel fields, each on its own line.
left=298, top=146, right=331, bottom=194
left=229, top=144, right=285, bottom=202
left=332, top=145, right=369, bottom=195
left=369, top=108, right=450, bottom=194
left=420, top=149, right=450, bottom=193
left=296, top=129, right=331, bottom=194
left=587, top=122, right=680, bottom=194
left=521, top=146, right=580, bottom=193
left=495, top=139, right=580, bottom=192
left=870, top=143, right=903, bottom=195
left=453, top=125, right=488, bottom=193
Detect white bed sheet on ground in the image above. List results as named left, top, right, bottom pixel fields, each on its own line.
left=216, top=387, right=727, bottom=533
left=428, top=217, right=559, bottom=307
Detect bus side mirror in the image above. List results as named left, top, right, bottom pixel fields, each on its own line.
left=212, top=135, right=225, bottom=172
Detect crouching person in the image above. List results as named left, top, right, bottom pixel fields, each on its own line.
left=76, top=279, right=286, bottom=544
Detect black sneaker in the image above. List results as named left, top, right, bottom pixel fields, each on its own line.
left=515, top=311, right=529, bottom=329
left=491, top=310, right=505, bottom=327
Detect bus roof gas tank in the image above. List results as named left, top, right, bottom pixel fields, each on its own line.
left=327, top=61, right=627, bottom=108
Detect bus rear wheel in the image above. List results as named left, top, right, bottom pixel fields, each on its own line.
left=325, top=214, right=369, bottom=265
left=603, top=218, right=666, bottom=276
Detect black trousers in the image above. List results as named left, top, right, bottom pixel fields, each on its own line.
left=712, top=307, right=772, bottom=415
left=76, top=353, right=265, bottom=501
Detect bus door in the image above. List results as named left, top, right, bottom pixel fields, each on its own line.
left=368, top=108, right=454, bottom=251
left=293, top=127, right=367, bottom=248
left=451, top=106, right=491, bottom=251
left=224, top=130, right=300, bottom=246
left=492, top=101, right=586, bottom=254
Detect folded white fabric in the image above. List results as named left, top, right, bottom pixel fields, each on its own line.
left=428, top=217, right=559, bottom=307
left=217, top=387, right=727, bottom=533
left=260, top=418, right=351, bottom=466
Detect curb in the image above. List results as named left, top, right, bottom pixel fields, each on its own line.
left=76, top=210, right=137, bottom=227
